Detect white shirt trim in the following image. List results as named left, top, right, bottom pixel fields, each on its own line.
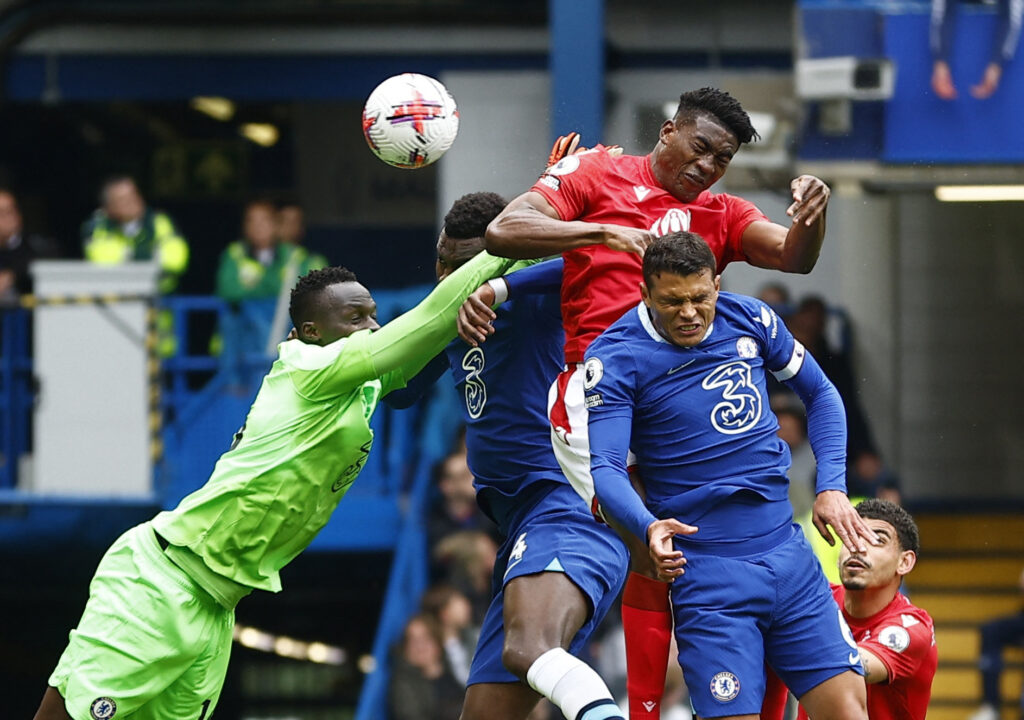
left=772, top=339, right=806, bottom=381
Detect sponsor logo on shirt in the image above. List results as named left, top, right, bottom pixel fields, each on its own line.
left=710, top=672, right=740, bottom=702
left=642, top=700, right=658, bottom=712
left=879, top=625, right=911, bottom=653
left=702, top=362, right=762, bottom=434
left=649, top=208, right=691, bottom=236
left=584, top=393, right=603, bottom=408
left=634, top=185, right=651, bottom=201
left=539, top=175, right=561, bottom=191
left=90, top=697, right=117, bottom=720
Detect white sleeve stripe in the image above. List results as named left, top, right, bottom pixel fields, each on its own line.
left=772, top=340, right=806, bottom=381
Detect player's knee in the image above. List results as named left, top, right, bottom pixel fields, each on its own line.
left=501, top=629, right=562, bottom=680
left=500, top=641, right=535, bottom=680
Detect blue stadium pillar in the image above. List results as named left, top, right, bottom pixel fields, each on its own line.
left=549, top=0, right=605, bottom=145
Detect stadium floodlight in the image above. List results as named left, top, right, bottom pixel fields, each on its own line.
left=935, top=185, right=1024, bottom=202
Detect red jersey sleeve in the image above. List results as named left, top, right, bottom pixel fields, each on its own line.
left=530, top=147, right=611, bottom=222
left=862, top=610, right=935, bottom=684
left=720, top=193, right=769, bottom=267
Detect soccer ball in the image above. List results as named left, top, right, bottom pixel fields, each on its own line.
left=361, top=73, right=459, bottom=169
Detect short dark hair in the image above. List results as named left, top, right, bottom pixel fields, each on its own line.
left=443, top=192, right=507, bottom=240
left=642, top=231, right=717, bottom=287
left=675, top=87, right=759, bottom=145
left=856, top=498, right=920, bottom=554
left=289, top=266, right=359, bottom=328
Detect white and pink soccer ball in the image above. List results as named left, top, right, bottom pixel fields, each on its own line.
left=362, top=73, right=460, bottom=169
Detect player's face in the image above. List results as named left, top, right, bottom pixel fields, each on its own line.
left=654, top=114, right=739, bottom=203
left=641, top=268, right=720, bottom=347
left=839, top=518, right=916, bottom=591
left=302, top=281, right=379, bottom=345
left=435, top=229, right=484, bottom=281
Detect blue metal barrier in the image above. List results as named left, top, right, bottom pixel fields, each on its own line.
left=0, top=307, right=31, bottom=489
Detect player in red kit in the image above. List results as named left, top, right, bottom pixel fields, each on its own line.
left=763, top=499, right=937, bottom=720
left=464, top=88, right=845, bottom=720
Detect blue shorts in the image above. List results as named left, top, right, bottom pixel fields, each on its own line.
left=467, top=483, right=629, bottom=685
left=670, top=524, right=863, bottom=718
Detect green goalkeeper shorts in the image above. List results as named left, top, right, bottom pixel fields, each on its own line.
left=49, top=522, right=234, bottom=720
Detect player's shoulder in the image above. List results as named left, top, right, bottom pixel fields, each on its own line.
left=716, top=292, right=775, bottom=329
left=588, top=303, right=648, bottom=354
left=891, top=592, right=936, bottom=630
left=278, top=335, right=351, bottom=371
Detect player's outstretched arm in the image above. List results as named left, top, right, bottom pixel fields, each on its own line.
left=485, top=191, right=653, bottom=259
left=740, top=174, right=830, bottom=274
left=342, top=251, right=521, bottom=392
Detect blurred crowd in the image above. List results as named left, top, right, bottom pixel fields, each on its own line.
left=0, top=177, right=330, bottom=378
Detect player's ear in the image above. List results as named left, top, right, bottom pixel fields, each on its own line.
left=640, top=281, right=652, bottom=307
left=659, top=118, right=677, bottom=145
left=713, top=274, right=721, bottom=292
left=896, top=549, right=917, bottom=577
left=299, top=321, right=320, bottom=344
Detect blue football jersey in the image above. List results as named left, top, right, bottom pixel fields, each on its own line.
left=585, top=292, right=847, bottom=543
left=445, top=291, right=566, bottom=521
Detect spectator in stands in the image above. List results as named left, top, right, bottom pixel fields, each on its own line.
left=276, top=200, right=328, bottom=277
left=388, top=613, right=465, bottom=720
left=931, top=0, right=1023, bottom=100
left=432, top=530, right=498, bottom=625
left=756, top=281, right=794, bottom=317
left=788, top=295, right=878, bottom=462
left=426, top=451, right=497, bottom=552
left=0, top=188, right=60, bottom=299
left=82, top=176, right=188, bottom=294
left=215, top=199, right=296, bottom=385
left=420, top=583, right=478, bottom=685
left=845, top=450, right=902, bottom=505
left=967, top=567, right=1024, bottom=720
left=773, top=396, right=817, bottom=521
left=216, top=199, right=290, bottom=302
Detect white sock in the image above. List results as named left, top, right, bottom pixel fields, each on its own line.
left=526, top=647, right=624, bottom=720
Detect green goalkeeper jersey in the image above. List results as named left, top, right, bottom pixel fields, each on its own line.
left=152, top=250, right=520, bottom=597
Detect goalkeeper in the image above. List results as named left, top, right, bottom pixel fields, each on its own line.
left=32, top=252, right=521, bottom=720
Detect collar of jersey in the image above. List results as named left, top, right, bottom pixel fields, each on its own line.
left=636, top=301, right=714, bottom=346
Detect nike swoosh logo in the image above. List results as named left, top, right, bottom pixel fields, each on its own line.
left=667, top=359, right=696, bottom=375
left=849, top=652, right=861, bottom=666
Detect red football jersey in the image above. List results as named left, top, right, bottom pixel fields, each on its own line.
left=530, top=147, right=768, bottom=362
left=795, top=585, right=937, bottom=720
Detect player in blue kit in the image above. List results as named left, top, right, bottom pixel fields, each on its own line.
left=584, top=231, right=877, bottom=720
left=387, top=192, right=629, bottom=720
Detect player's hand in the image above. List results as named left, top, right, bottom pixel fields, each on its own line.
left=787, top=175, right=830, bottom=227
left=647, top=518, right=698, bottom=583
left=604, top=226, right=655, bottom=257
left=812, top=489, right=879, bottom=554
left=546, top=132, right=582, bottom=169
left=456, top=284, right=497, bottom=347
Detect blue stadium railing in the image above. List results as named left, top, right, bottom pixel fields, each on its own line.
left=0, top=290, right=461, bottom=716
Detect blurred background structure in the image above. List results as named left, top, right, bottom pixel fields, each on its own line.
left=1, top=0, right=1023, bottom=718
